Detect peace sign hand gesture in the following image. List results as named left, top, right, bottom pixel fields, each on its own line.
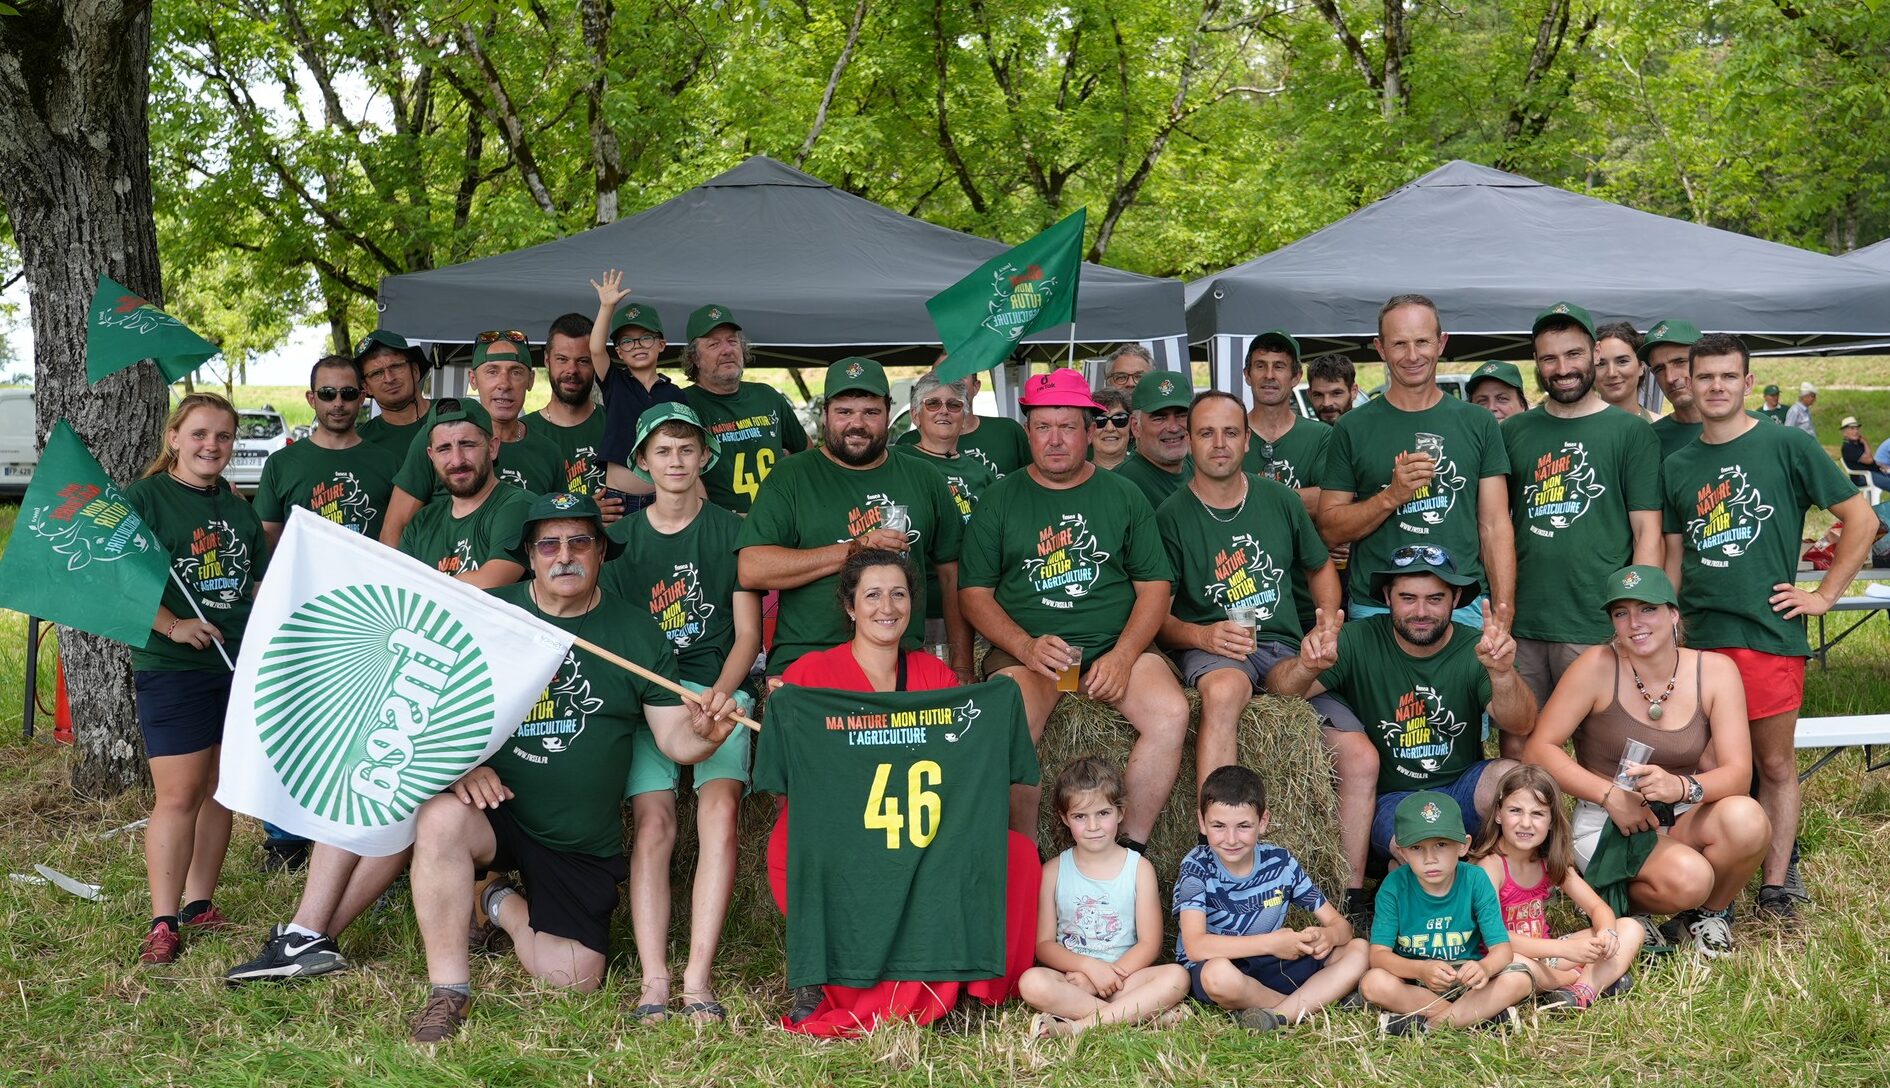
left=1475, top=600, right=1515, bottom=674
left=1297, top=607, right=1342, bottom=672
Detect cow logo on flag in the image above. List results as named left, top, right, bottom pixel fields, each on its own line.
left=254, top=584, right=495, bottom=824
left=25, top=482, right=155, bottom=571
left=982, top=262, right=1058, bottom=340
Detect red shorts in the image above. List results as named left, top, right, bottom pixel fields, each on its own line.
left=1714, top=646, right=1806, bottom=720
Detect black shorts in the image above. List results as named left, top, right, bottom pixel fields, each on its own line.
left=1186, top=953, right=1324, bottom=1004
left=135, top=669, right=233, bottom=757
left=478, top=804, right=625, bottom=957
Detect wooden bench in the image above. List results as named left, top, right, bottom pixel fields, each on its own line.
left=1795, top=713, right=1890, bottom=781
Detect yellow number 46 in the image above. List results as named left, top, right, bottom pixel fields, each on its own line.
left=864, top=760, right=942, bottom=849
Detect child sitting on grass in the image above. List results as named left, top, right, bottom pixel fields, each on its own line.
left=1469, top=764, right=1642, bottom=1011
left=1020, top=757, right=1189, bottom=1038
left=1362, top=790, right=1533, bottom=1035
left=1172, top=765, right=1369, bottom=1032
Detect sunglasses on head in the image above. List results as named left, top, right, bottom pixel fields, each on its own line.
left=530, top=534, right=597, bottom=558
left=313, top=386, right=362, bottom=402
left=477, top=329, right=528, bottom=344
left=1096, top=412, right=1132, bottom=429
left=1390, top=544, right=1455, bottom=570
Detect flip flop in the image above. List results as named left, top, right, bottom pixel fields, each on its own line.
left=680, top=999, right=726, bottom=1024
left=632, top=1003, right=670, bottom=1025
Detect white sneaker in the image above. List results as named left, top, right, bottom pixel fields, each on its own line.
left=1687, top=911, right=1734, bottom=959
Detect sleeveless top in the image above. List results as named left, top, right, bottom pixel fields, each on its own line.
left=1574, top=650, right=1711, bottom=778
left=1054, top=848, right=1142, bottom=964
left=1495, top=854, right=1553, bottom=941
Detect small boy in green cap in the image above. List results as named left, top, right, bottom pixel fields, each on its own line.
left=1361, top=791, right=1532, bottom=1035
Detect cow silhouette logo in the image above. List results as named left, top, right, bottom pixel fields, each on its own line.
left=945, top=698, right=981, bottom=742
left=1025, top=513, right=1111, bottom=598
left=1523, top=441, right=1606, bottom=532
left=1399, top=433, right=1467, bottom=527
left=1687, top=465, right=1775, bottom=561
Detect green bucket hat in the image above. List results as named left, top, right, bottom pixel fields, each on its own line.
left=1531, top=301, right=1595, bottom=339
left=1600, top=564, right=1677, bottom=612
left=1638, top=318, right=1702, bottom=361
left=511, top=491, right=624, bottom=561
left=425, top=396, right=493, bottom=438
left=1394, top=791, right=1468, bottom=848
left=1467, top=360, right=1526, bottom=395
left=824, top=356, right=890, bottom=399
left=1248, top=329, right=1301, bottom=365
left=610, top=302, right=664, bottom=339
left=353, top=329, right=430, bottom=375
left=685, top=304, right=741, bottom=343
left=1132, top=369, right=1193, bottom=413
left=630, top=402, right=721, bottom=483
left=1367, top=544, right=1480, bottom=608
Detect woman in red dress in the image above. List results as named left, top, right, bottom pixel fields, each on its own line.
left=767, top=548, right=1041, bottom=1036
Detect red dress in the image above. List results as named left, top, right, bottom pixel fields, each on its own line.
left=768, top=643, right=1041, bottom=1037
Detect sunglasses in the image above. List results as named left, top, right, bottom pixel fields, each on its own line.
left=1096, top=412, right=1132, bottom=429
left=1390, top=544, right=1455, bottom=570
left=530, top=534, right=597, bottom=558
left=313, top=386, right=362, bottom=402
left=477, top=329, right=528, bottom=344
left=920, top=398, right=967, bottom=412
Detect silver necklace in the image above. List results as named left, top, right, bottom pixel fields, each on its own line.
left=1199, top=479, right=1249, bottom=523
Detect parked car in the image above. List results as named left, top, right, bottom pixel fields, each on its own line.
left=225, top=405, right=288, bottom=492
left=0, top=388, right=34, bottom=497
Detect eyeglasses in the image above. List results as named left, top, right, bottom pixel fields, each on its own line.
left=615, top=334, right=659, bottom=350
left=1106, top=371, right=1147, bottom=390
left=1096, top=412, right=1132, bottom=429
left=477, top=329, right=528, bottom=344
left=1390, top=544, right=1455, bottom=570
left=313, top=386, right=362, bottom=402
left=530, top=534, right=597, bottom=558
left=920, top=398, right=966, bottom=412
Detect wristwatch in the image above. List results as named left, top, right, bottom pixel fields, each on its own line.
left=1683, top=775, right=1705, bottom=805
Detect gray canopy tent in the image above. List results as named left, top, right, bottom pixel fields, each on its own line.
left=377, top=156, right=1188, bottom=411
left=1186, top=160, right=1890, bottom=394
left=1845, top=236, right=1890, bottom=270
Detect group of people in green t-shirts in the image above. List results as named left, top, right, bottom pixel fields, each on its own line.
left=123, top=284, right=1877, bottom=1043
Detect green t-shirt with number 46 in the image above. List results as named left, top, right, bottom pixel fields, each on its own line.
left=684, top=381, right=809, bottom=512
left=752, top=676, right=1039, bottom=987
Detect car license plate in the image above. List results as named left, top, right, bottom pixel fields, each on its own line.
left=235, top=451, right=265, bottom=464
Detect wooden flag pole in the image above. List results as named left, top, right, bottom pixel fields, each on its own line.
left=168, top=568, right=236, bottom=672
left=572, top=635, right=762, bottom=732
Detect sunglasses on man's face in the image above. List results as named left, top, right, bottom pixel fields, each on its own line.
left=477, top=329, right=528, bottom=344
left=1096, top=412, right=1132, bottom=429
left=531, top=534, right=597, bottom=558
left=313, top=386, right=362, bottom=402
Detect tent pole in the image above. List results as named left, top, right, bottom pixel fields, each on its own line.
left=1066, top=321, right=1077, bottom=371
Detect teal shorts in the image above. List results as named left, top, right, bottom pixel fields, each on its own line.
left=624, top=723, right=751, bottom=797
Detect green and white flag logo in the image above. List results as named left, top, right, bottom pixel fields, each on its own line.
left=218, top=508, right=572, bottom=856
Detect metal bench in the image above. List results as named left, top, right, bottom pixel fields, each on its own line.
left=1796, top=713, right=1890, bottom=781
left=1807, top=595, right=1890, bottom=669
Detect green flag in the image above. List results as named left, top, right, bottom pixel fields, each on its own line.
left=928, top=209, right=1086, bottom=382
left=84, top=274, right=219, bottom=384
left=0, top=421, right=169, bottom=643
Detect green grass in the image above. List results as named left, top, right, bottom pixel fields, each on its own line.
left=2, top=502, right=1890, bottom=1085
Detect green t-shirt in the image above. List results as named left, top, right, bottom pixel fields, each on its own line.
left=396, top=484, right=535, bottom=577
left=357, top=414, right=428, bottom=459
left=252, top=437, right=401, bottom=540
left=1369, top=862, right=1509, bottom=962
left=893, top=444, right=997, bottom=620
left=1501, top=406, right=1663, bottom=644
left=524, top=407, right=608, bottom=496
left=901, top=415, right=1031, bottom=479
left=752, top=676, right=1040, bottom=987
left=1661, top=420, right=1858, bottom=655
left=684, top=381, right=809, bottom=512
left=485, top=582, right=683, bottom=856
left=736, top=450, right=962, bottom=674
left=1653, top=409, right=1765, bottom=460
left=604, top=502, right=748, bottom=687
left=1156, top=474, right=1328, bottom=649
left=122, top=474, right=270, bottom=672
left=1243, top=415, right=1331, bottom=491
left=1760, top=405, right=1790, bottom=425
left=1316, top=616, right=1492, bottom=793
left=1321, top=395, right=1508, bottom=608
left=958, top=466, right=1172, bottom=665
left=1109, top=450, right=1192, bottom=507
left=393, top=425, right=564, bottom=502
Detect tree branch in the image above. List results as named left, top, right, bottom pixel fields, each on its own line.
left=931, top=0, right=987, bottom=215
left=1309, top=0, right=1380, bottom=91
left=796, top=0, right=869, bottom=168
left=454, top=21, right=558, bottom=217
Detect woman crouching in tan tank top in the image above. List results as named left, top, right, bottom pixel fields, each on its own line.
left=1524, top=566, right=1770, bottom=958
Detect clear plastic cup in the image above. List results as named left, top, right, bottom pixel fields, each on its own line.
left=1615, top=738, right=1654, bottom=788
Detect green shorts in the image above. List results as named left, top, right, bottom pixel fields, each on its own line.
left=624, top=723, right=751, bottom=797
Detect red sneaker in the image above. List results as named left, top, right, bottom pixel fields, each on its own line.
left=140, top=921, right=181, bottom=965
left=183, top=904, right=233, bottom=932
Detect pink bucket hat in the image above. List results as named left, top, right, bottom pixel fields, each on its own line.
left=1019, top=367, right=1103, bottom=411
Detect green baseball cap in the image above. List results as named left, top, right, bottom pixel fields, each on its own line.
left=470, top=334, right=531, bottom=368
left=1132, top=369, right=1193, bottom=413
left=610, top=302, right=664, bottom=339
left=629, top=402, right=721, bottom=483
left=1249, top=329, right=1301, bottom=365
left=686, top=303, right=741, bottom=343
left=1763, top=384, right=1781, bottom=396
left=353, top=329, right=430, bottom=374
left=1394, top=791, right=1468, bottom=848
left=1600, top=564, right=1676, bottom=612
left=426, top=396, right=493, bottom=438
left=511, top=491, right=624, bottom=561
left=1531, top=301, right=1595, bottom=339
left=1367, top=544, right=1480, bottom=608
left=824, top=356, right=890, bottom=399
left=1467, top=360, right=1525, bottom=395
left=1638, top=318, right=1702, bottom=361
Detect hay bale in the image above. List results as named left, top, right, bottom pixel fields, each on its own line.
left=1036, top=690, right=1348, bottom=902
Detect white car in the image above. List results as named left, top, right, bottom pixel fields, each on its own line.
left=0, top=388, right=34, bottom=496
left=225, top=406, right=288, bottom=492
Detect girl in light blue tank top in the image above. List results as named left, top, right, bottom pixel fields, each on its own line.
left=1019, top=758, right=1190, bottom=1038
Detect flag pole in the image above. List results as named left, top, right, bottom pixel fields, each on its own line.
left=167, top=568, right=236, bottom=672
left=1066, top=319, right=1077, bottom=371
left=572, top=635, right=762, bottom=732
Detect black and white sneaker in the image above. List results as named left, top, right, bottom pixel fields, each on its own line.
left=225, top=925, right=350, bottom=984
left=1686, top=909, right=1734, bottom=959
left=1780, top=840, right=1811, bottom=905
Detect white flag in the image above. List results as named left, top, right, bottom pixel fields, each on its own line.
left=217, top=508, right=572, bottom=856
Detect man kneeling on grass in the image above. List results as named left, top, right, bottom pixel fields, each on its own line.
left=406, top=492, right=740, bottom=1044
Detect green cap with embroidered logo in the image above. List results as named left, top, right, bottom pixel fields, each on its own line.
left=1467, top=359, right=1525, bottom=395
left=1531, top=301, right=1594, bottom=339
left=1599, top=564, right=1676, bottom=612
left=1394, top=790, right=1467, bottom=847
left=824, top=356, right=890, bottom=399
left=511, top=491, right=624, bottom=561
left=686, top=304, right=741, bottom=343
left=1132, top=369, right=1193, bottom=413
left=426, top=396, right=493, bottom=438
left=353, top=329, right=430, bottom=374
left=470, top=335, right=531, bottom=369
left=610, top=302, right=663, bottom=338
left=1638, top=318, right=1701, bottom=361
left=1249, top=329, right=1301, bottom=365
left=629, top=401, right=721, bottom=484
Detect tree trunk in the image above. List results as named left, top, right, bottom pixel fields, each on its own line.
left=0, top=0, right=169, bottom=796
